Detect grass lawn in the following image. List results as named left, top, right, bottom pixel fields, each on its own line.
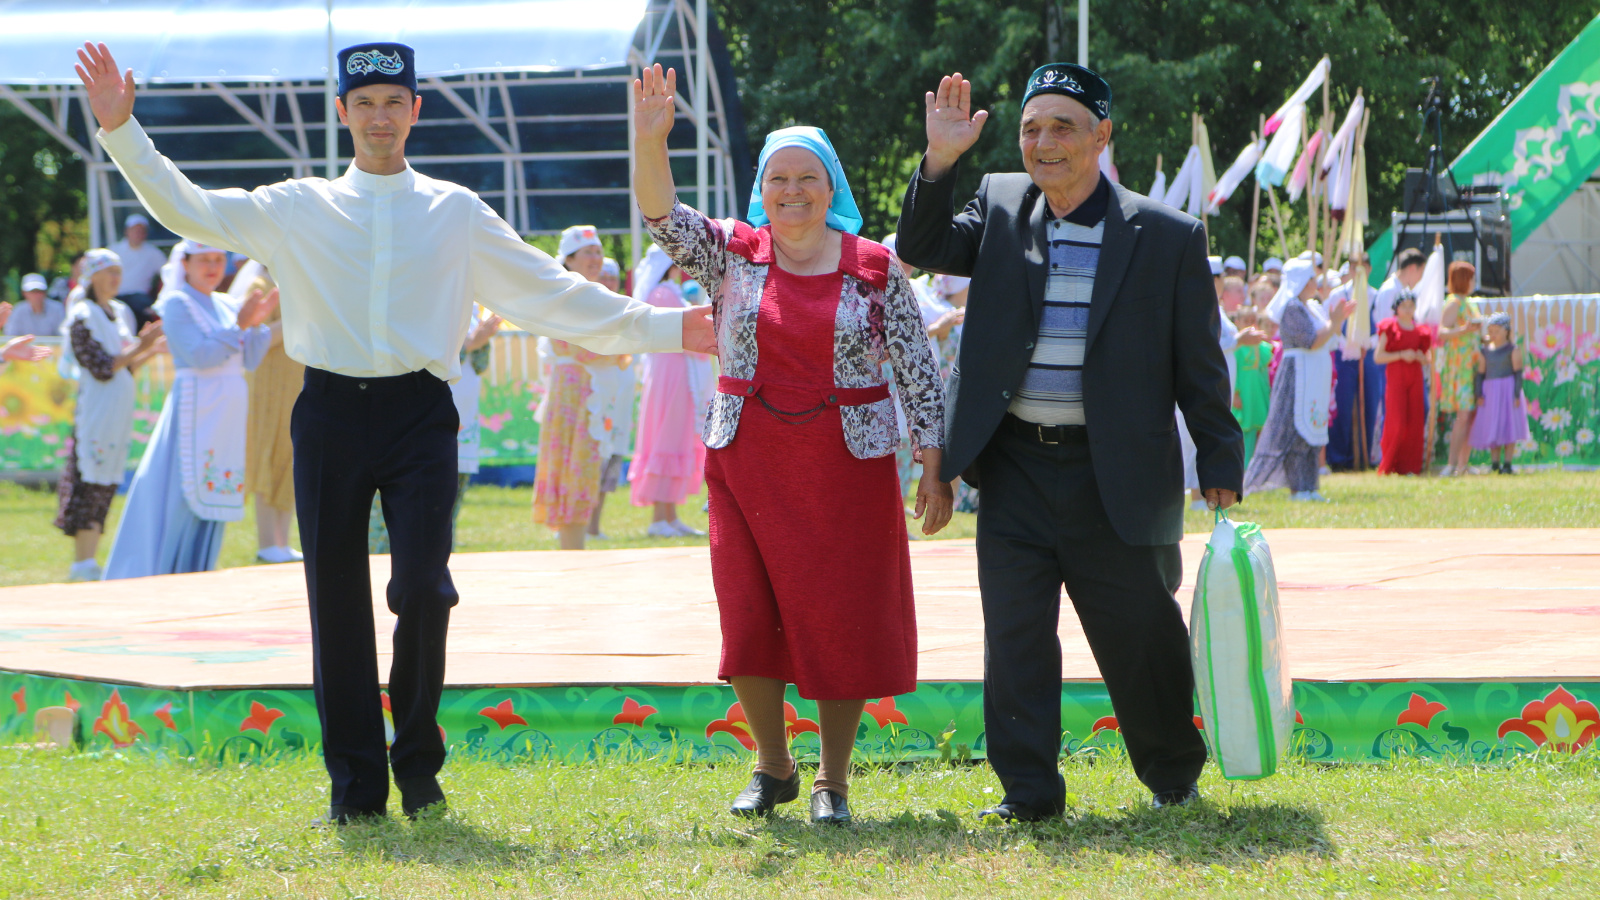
left=2, top=469, right=1596, bottom=587
left=0, top=749, right=1595, bottom=898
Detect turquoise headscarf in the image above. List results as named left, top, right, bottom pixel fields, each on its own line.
left=746, top=126, right=863, bottom=235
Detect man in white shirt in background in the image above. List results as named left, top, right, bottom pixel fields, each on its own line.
left=4, top=274, right=65, bottom=337
left=77, top=40, right=714, bottom=826
left=107, top=213, right=169, bottom=325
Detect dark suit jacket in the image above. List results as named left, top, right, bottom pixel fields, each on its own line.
left=897, top=164, right=1244, bottom=546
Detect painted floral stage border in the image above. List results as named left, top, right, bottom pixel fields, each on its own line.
left=3, top=670, right=1595, bottom=765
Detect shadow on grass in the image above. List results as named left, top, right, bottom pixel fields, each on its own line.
left=333, top=815, right=551, bottom=868
left=739, top=798, right=1332, bottom=878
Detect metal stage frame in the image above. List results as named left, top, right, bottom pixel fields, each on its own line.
left=0, top=0, right=743, bottom=269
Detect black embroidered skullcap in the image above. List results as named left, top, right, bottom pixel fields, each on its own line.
left=337, top=43, right=417, bottom=97
left=1022, top=63, right=1112, bottom=120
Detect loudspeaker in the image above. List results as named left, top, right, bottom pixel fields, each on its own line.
left=1391, top=208, right=1511, bottom=296
left=1402, top=168, right=1460, bottom=214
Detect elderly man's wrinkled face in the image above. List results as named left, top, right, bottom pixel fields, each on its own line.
left=760, top=147, right=832, bottom=233
left=1019, top=94, right=1111, bottom=198
left=183, top=251, right=229, bottom=294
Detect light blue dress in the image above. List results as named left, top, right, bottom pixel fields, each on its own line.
left=103, top=282, right=271, bottom=579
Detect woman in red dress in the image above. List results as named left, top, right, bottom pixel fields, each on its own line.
left=634, top=65, right=952, bottom=825
left=1375, top=292, right=1434, bottom=474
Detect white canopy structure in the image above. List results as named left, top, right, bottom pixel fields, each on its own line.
left=0, top=0, right=747, bottom=266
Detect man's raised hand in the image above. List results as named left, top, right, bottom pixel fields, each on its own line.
left=633, top=64, right=677, bottom=146
left=923, top=73, right=989, bottom=181
left=75, top=42, right=136, bottom=133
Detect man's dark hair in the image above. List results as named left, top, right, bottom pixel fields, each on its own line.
left=1396, top=248, right=1427, bottom=270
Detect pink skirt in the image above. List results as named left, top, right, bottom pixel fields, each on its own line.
left=629, top=352, right=706, bottom=506
left=1469, top=377, right=1530, bottom=448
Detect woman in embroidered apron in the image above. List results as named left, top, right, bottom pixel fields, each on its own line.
left=635, top=66, right=951, bottom=825
left=530, top=225, right=634, bottom=550
left=104, top=241, right=277, bottom=579
left=1243, top=258, right=1353, bottom=501
left=54, top=248, right=167, bottom=582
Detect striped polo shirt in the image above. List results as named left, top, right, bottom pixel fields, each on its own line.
left=1008, top=176, right=1110, bottom=425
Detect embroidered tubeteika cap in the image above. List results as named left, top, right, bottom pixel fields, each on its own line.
left=1022, top=63, right=1112, bottom=120
left=337, top=42, right=417, bottom=97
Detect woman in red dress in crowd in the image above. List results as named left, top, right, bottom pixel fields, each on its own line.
left=1375, top=292, right=1434, bottom=474
left=633, top=65, right=951, bottom=825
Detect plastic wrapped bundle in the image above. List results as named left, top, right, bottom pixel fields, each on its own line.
left=1190, top=513, right=1294, bottom=779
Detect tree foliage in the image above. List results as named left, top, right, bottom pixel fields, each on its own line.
left=0, top=103, right=86, bottom=295
left=716, top=0, right=1598, bottom=258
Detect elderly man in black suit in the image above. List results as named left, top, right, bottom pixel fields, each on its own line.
left=897, top=65, right=1244, bottom=819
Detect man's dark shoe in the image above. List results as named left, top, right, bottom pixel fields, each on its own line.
left=1151, top=783, right=1201, bottom=809
left=397, top=774, right=448, bottom=820
left=314, top=805, right=386, bottom=827
left=730, top=767, right=800, bottom=817
left=977, top=802, right=1059, bottom=823
left=809, top=790, right=852, bottom=825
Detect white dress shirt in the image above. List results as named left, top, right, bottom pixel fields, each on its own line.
left=98, top=118, right=680, bottom=382
left=106, top=238, right=169, bottom=297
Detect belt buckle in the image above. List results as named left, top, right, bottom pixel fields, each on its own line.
left=1036, top=423, right=1059, bottom=445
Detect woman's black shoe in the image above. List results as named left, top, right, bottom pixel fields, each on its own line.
left=809, top=790, right=852, bottom=825
left=730, top=767, right=800, bottom=817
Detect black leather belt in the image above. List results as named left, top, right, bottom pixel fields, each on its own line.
left=1002, top=412, right=1086, bottom=445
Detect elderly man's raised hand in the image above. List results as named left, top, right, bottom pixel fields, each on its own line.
left=634, top=64, right=678, bottom=146
left=923, top=73, right=989, bottom=181
left=75, top=43, right=136, bottom=133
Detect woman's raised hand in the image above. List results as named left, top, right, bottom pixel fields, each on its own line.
left=634, top=64, right=678, bottom=145
left=237, top=286, right=280, bottom=330
left=136, top=321, right=164, bottom=348
left=923, top=74, right=989, bottom=180
left=75, top=43, right=136, bottom=133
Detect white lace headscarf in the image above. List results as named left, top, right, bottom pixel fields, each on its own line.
left=1262, top=257, right=1317, bottom=326
left=158, top=239, right=226, bottom=295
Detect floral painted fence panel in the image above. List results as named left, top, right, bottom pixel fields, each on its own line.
left=1475, top=295, right=1600, bottom=465
left=4, top=670, right=1595, bottom=767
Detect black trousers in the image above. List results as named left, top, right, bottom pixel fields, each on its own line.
left=975, top=419, right=1206, bottom=812
left=291, top=368, right=460, bottom=812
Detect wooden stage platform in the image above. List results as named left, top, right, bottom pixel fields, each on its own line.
left=2, top=529, right=1596, bottom=690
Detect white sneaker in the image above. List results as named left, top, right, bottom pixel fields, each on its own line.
left=256, top=546, right=304, bottom=564
left=670, top=520, right=706, bottom=537
left=646, top=521, right=678, bottom=538
left=67, top=560, right=102, bottom=582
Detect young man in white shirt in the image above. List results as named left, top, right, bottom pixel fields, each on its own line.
left=107, top=213, right=169, bottom=324
left=77, top=40, right=714, bottom=825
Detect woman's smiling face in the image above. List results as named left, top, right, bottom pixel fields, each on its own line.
left=760, top=147, right=832, bottom=232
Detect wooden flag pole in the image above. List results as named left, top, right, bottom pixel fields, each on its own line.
left=1195, top=113, right=1211, bottom=250
left=1318, top=55, right=1334, bottom=265
left=1247, top=131, right=1261, bottom=278
left=1350, top=106, right=1373, bottom=469
left=1266, top=185, right=1290, bottom=261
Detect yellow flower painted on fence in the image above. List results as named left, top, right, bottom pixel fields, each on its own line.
left=0, top=361, right=74, bottom=428
left=1498, top=685, right=1600, bottom=752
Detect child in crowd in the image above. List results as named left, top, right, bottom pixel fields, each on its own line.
left=1232, top=307, right=1272, bottom=465
left=1468, top=312, right=1528, bottom=474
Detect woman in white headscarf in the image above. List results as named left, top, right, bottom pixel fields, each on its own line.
left=628, top=244, right=712, bottom=536
left=54, top=248, right=166, bottom=581
left=1242, top=258, right=1352, bottom=501
left=530, top=225, right=633, bottom=549
left=104, top=240, right=278, bottom=579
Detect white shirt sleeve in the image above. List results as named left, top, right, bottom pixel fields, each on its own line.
left=97, top=118, right=294, bottom=263
left=468, top=201, right=682, bottom=355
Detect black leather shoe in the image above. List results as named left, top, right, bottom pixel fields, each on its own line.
left=977, top=802, right=1058, bottom=823
left=810, top=790, right=851, bottom=825
left=397, top=774, right=447, bottom=820
left=315, top=805, right=386, bottom=827
left=1151, top=783, right=1201, bottom=809
left=729, top=767, right=800, bottom=817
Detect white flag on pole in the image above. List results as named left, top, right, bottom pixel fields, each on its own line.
left=1206, top=139, right=1266, bottom=214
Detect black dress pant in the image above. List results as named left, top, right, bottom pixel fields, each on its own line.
left=291, top=368, right=460, bottom=812
left=975, top=419, right=1206, bottom=812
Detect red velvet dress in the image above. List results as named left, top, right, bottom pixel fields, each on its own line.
left=1377, top=317, right=1433, bottom=475
left=706, top=238, right=917, bottom=701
